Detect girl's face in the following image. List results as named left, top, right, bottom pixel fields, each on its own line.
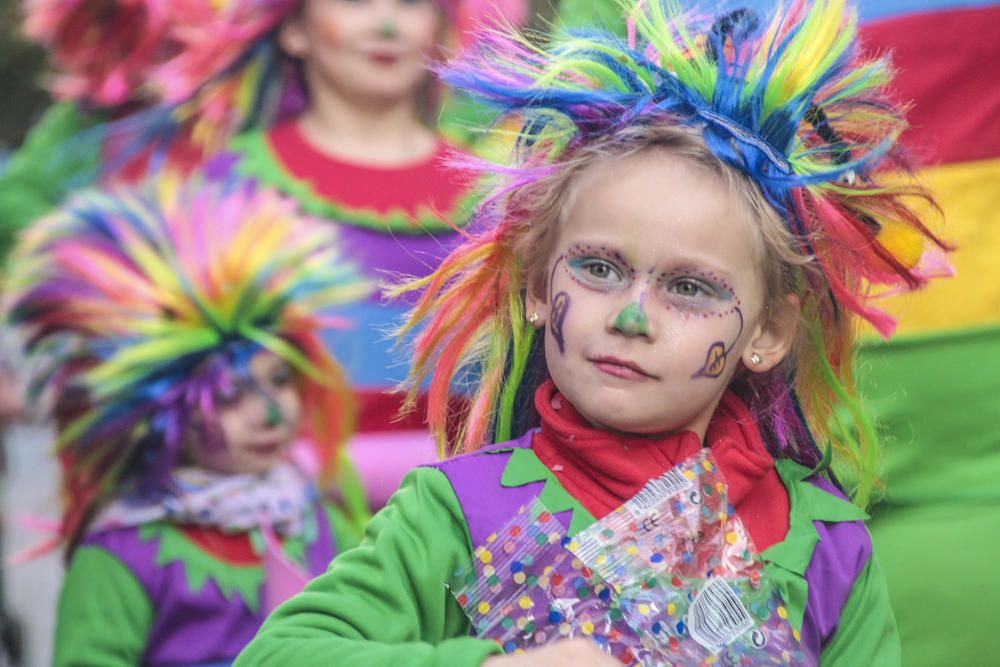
left=187, top=351, right=303, bottom=476
left=280, top=0, right=440, bottom=108
left=526, top=149, right=794, bottom=440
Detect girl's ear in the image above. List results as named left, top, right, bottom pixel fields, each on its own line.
left=742, top=294, right=800, bottom=373
left=523, top=272, right=549, bottom=329
left=278, top=16, right=308, bottom=59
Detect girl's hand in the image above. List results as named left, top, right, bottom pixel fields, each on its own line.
left=481, top=639, right=620, bottom=667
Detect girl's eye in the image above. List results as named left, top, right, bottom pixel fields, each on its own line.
left=270, top=367, right=293, bottom=387
left=215, top=384, right=244, bottom=407
left=668, top=278, right=716, bottom=299
left=570, top=257, right=624, bottom=284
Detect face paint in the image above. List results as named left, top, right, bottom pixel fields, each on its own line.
left=265, top=394, right=284, bottom=427
left=613, top=294, right=650, bottom=337
left=548, top=255, right=571, bottom=354
left=691, top=306, right=744, bottom=379
left=379, top=20, right=398, bottom=38
left=550, top=292, right=570, bottom=354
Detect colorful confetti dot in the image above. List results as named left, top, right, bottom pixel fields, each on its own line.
left=777, top=606, right=788, bottom=619
left=581, top=622, right=595, bottom=635
left=478, top=601, right=491, bottom=615
left=518, top=596, right=533, bottom=610
left=479, top=550, right=493, bottom=564
left=512, top=572, right=526, bottom=585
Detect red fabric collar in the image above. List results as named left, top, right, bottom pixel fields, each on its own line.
left=530, top=380, right=789, bottom=550
left=267, top=120, right=469, bottom=217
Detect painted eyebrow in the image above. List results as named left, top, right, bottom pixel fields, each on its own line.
left=565, top=243, right=631, bottom=265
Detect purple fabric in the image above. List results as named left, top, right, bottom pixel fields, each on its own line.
left=82, top=502, right=336, bottom=666
left=336, top=224, right=468, bottom=305
left=432, top=435, right=872, bottom=661
left=799, top=477, right=873, bottom=659
left=427, top=431, right=542, bottom=548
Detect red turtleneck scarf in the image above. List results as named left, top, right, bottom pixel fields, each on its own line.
left=530, top=381, right=790, bottom=551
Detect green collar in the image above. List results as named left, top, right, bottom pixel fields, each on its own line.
left=761, top=459, right=869, bottom=630
left=229, top=132, right=479, bottom=235
left=493, top=445, right=597, bottom=536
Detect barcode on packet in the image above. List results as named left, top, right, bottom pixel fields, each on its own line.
left=625, top=467, right=692, bottom=517
left=687, top=577, right=755, bottom=652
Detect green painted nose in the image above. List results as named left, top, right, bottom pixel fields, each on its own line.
left=613, top=302, right=649, bottom=336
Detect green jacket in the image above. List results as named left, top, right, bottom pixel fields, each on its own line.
left=237, top=446, right=899, bottom=666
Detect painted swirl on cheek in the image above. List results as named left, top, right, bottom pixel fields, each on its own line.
left=550, top=292, right=570, bottom=354
left=691, top=306, right=744, bottom=379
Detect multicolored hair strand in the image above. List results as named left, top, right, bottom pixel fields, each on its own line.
left=397, top=0, right=951, bottom=506
left=4, top=170, right=370, bottom=549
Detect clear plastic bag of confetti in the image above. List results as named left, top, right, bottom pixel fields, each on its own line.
left=568, top=450, right=810, bottom=665
left=448, top=498, right=659, bottom=665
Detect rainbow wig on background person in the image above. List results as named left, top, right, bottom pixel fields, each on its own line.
left=24, top=0, right=299, bottom=159
left=397, top=0, right=951, bottom=507
left=3, top=170, right=370, bottom=550
left=23, top=0, right=529, bottom=165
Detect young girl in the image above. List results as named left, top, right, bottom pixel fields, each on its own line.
left=220, top=0, right=496, bottom=505
left=237, top=0, right=949, bottom=665
left=3, top=171, right=371, bottom=665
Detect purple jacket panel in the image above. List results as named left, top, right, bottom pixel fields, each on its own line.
left=799, top=476, right=873, bottom=658
left=80, top=502, right=336, bottom=666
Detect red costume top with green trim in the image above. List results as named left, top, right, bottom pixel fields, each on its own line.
left=235, top=384, right=899, bottom=666
left=53, top=462, right=364, bottom=667
left=222, top=121, right=480, bottom=502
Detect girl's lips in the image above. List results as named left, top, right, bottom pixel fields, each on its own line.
left=246, top=442, right=282, bottom=455
left=369, top=52, right=401, bottom=66
left=590, top=356, right=658, bottom=380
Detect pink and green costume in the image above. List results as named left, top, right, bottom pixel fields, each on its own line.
left=217, top=121, right=480, bottom=504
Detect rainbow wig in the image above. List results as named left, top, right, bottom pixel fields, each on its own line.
left=4, top=171, right=370, bottom=548
left=24, top=0, right=173, bottom=107
left=30, top=0, right=530, bottom=166
left=397, top=0, right=951, bottom=506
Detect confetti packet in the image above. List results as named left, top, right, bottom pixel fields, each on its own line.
left=448, top=498, right=659, bottom=665
left=569, top=450, right=811, bottom=665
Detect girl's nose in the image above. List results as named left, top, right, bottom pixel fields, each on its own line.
left=611, top=293, right=651, bottom=338
left=249, top=388, right=284, bottom=428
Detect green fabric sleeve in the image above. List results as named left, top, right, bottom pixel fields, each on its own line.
left=819, top=557, right=901, bottom=667
left=236, top=467, right=503, bottom=667
left=53, top=545, right=154, bottom=667
left=0, top=102, right=103, bottom=265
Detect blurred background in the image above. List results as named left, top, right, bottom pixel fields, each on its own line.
left=1, top=0, right=998, bottom=665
